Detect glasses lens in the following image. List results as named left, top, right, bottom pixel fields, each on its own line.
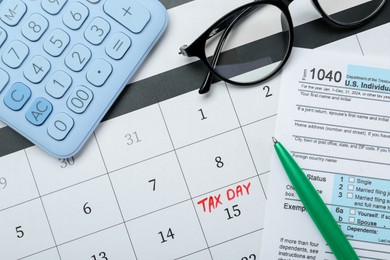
left=204, top=4, right=291, bottom=84
left=317, top=0, right=385, bottom=25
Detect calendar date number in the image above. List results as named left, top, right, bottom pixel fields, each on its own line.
left=158, top=228, right=175, bottom=243
left=59, top=156, right=75, bottom=168
left=263, top=86, right=272, bottom=98
left=224, top=204, right=241, bottom=220
left=91, top=251, right=108, bottom=260
left=16, top=226, right=24, bottom=238
left=149, top=179, right=156, bottom=191
left=198, top=108, right=207, bottom=120
left=215, top=156, right=224, bottom=168
left=0, top=177, right=7, bottom=189
left=242, top=254, right=256, bottom=260
left=83, top=202, right=92, bottom=214
left=125, top=131, right=141, bottom=146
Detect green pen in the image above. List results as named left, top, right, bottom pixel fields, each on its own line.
left=272, top=137, right=359, bottom=260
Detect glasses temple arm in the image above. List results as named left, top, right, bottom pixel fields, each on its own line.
left=208, top=5, right=259, bottom=39
left=198, top=19, right=234, bottom=94
left=199, top=7, right=255, bottom=94
left=178, top=13, right=239, bottom=57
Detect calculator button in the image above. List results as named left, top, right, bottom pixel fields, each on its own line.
left=46, top=71, right=72, bottom=98
left=84, top=17, right=110, bottom=45
left=86, top=59, right=112, bottom=87
left=0, top=27, right=7, bottom=47
left=63, top=2, right=89, bottom=30
left=4, top=82, right=31, bottom=111
left=103, top=0, right=151, bottom=33
left=24, top=56, right=51, bottom=84
left=105, top=32, right=131, bottom=60
left=22, top=14, right=49, bottom=42
left=67, top=85, right=93, bottom=114
left=26, top=97, right=53, bottom=126
left=41, top=0, right=67, bottom=15
left=65, top=44, right=91, bottom=72
left=44, top=29, right=70, bottom=57
left=0, top=0, right=27, bottom=26
left=0, top=68, right=9, bottom=93
left=47, top=113, right=74, bottom=141
left=2, top=40, right=29, bottom=69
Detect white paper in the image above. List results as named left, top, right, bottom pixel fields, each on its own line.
left=261, top=48, right=390, bottom=260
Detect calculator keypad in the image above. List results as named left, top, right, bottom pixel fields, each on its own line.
left=43, top=29, right=70, bottom=57
left=47, top=113, right=74, bottom=141
left=62, top=2, right=89, bottom=30
left=45, top=71, right=72, bottom=99
left=0, top=0, right=27, bottom=26
left=4, top=83, right=31, bottom=111
left=0, top=68, right=9, bottom=93
left=2, top=40, right=29, bottom=68
left=86, top=58, right=112, bottom=87
left=103, top=0, right=151, bottom=33
left=84, top=17, right=110, bottom=45
left=65, top=43, right=91, bottom=72
left=0, top=27, right=6, bottom=46
left=22, top=13, right=49, bottom=41
left=41, top=0, right=67, bottom=15
left=105, top=32, right=131, bottom=60
left=0, top=0, right=168, bottom=157
left=66, top=85, right=93, bottom=114
left=26, top=97, right=53, bottom=126
left=24, top=55, right=51, bottom=83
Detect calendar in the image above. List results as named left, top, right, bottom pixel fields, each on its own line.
left=1, top=0, right=390, bottom=259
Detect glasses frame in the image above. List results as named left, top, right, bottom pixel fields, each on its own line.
left=179, top=0, right=387, bottom=94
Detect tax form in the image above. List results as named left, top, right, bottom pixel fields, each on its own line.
left=261, top=48, right=390, bottom=260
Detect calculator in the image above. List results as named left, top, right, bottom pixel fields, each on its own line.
left=0, top=0, right=168, bottom=158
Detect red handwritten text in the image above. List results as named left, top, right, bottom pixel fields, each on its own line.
left=197, top=181, right=252, bottom=213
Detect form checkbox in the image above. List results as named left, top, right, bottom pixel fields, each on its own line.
left=349, top=177, right=355, bottom=183
left=350, top=209, right=356, bottom=215
left=349, top=217, right=355, bottom=223
left=348, top=185, right=354, bottom=191
left=347, top=192, right=353, bottom=199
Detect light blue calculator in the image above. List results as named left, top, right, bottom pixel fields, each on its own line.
left=0, top=0, right=168, bottom=158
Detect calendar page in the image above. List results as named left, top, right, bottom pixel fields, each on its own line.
left=1, top=0, right=390, bottom=259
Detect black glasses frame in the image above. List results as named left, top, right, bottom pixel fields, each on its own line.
left=179, top=0, right=387, bottom=94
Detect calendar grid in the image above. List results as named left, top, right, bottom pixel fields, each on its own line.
left=126, top=199, right=192, bottom=222
left=42, top=174, right=110, bottom=197
left=208, top=229, right=263, bottom=249
left=157, top=102, right=214, bottom=259
left=93, top=132, right=139, bottom=259
left=1, top=81, right=272, bottom=259
left=55, top=223, right=122, bottom=247
left=225, top=86, right=269, bottom=200
left=108, top=150, right=175, bottom=175
left=0, top=197, right=38, bottom=213
left=1, top=81, right=273, bottom=259
left=148, top=82, right=270, bottom=259
left=19, top=247, right=58, bottom=260
left=23, top=150, right=62, bottom=260
left=1, top=104, right=273, bottom=211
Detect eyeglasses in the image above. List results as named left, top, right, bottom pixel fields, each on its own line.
left=179, top=0, right=387, bottom=94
